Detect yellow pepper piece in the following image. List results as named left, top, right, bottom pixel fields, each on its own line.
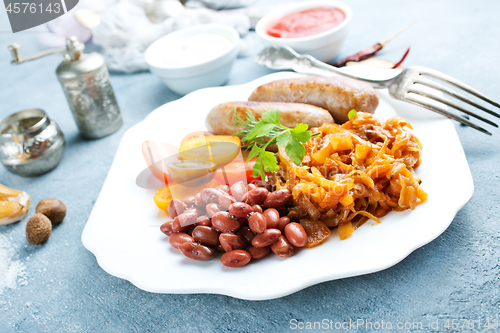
left=338, top=221, right=354, bottom=240
left=339, top=193, right=354, bottom=207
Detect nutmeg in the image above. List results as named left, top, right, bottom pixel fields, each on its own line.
left=36, top=198, right=66, bottom=224
left=26, top=213, right=52, bottom=245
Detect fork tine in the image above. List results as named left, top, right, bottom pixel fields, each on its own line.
left=416, top=67, right=500, bottom=111
left=414, top=76, right=500, bottom=119
left=407, top=86, right=498, bottom=127
left=405, top=94, right=492, bottom=135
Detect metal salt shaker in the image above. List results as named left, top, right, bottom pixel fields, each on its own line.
left=0, top=109, right=65, bottom=177
left=8, top=36, right=123, bottom=139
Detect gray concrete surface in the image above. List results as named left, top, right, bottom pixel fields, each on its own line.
left=0, top=0, right=499, bottom=332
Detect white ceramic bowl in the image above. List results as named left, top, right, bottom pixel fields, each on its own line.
left=145, top=24, right=240, bottom=95
left=256, top=1, right=352, bottom=63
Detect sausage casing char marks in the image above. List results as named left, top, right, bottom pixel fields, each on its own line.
left=205, top=101, right=334, bottom=135
left=248, top=76, right=379, bottom=123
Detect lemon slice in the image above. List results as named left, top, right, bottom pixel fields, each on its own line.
left=179, top=142, right=240, bottom=167
left=167, top=160, right=216, bottom=187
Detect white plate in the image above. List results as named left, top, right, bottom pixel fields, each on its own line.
left=82, top=69, right=473, bottom=300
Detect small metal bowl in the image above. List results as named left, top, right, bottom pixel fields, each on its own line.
left=0, top=109, right=65, bottom=177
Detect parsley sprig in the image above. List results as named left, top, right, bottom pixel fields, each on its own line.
left=234, top=110, right=319, bottom=179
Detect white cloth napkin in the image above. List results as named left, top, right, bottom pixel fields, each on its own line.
left=92, top=0, right=252, bottom=73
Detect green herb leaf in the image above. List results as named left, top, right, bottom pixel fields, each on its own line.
left=348, top=109, right=357, bottom=119
left=262, top=151, right=280, bottom=172
left=234, top=109, right=315, bottom=179
left=243, top=121, right=276, bottom=141
left=247, top=143, right=262, bottom=162
left=232, top=111, right=245, bottom=128
left=290, top=123, right=312, bottom=143
left=245, top=111, right=258, bottom=124
left=253, top=150, right=279, bottom=179
left=261, top=109, right=281, bottom=125
left=285, top=138, right=306, bottom=165
left=253, top=154, right=265, bottom=179
left=275, top=131, right=291, bottom=147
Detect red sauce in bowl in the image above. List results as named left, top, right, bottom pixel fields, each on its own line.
left=267, top=7, right=346, bottom=39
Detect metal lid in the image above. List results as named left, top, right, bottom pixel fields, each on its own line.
left=56, top=52, right=105, bottom=78
left=0, top=109, right=50, bottom=143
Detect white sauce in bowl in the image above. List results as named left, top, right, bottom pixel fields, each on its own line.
left=163, top=34, right=233, bottom=67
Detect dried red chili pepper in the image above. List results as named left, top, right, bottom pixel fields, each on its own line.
left=331, top=43, right=383, bottom=67
left=331, top=21, right=415, bottom=67
left=392, top=46, right=410, bottom=69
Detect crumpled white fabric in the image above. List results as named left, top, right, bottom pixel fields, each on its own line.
left=185, top=0, right=256, bottom=10
left=37, top=0, right=117, bottom=47
left=92, top=0, right=251, bottom=73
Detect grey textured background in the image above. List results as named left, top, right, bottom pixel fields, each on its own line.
left=1, top=0, right=499, bottom=332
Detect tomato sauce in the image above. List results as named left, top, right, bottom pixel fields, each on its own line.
left=267, top=7, right=346, bottom=39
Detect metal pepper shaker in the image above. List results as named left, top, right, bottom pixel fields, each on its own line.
left=8, top=36, right=123, bottom=139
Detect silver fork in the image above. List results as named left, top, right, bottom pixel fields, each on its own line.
left=255, top=45, right=500, bottom=135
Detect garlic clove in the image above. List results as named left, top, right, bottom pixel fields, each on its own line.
left=0, top=184, right=31, bottom=225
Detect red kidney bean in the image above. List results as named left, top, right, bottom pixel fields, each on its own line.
left=263, top=189, right=292, bottom=208
left=206, top=203, right=222, bottom=217
left=196, top=215, right=211, bottom=227
left=172, top=217, right=191, bottom=232
left=263, top=208, right=280, bottom=229
left=243, top=188, right=269, bottom=206
left=284, top=223, right=308, bottom=247
left=176, top=211, right=198, bottom=227
left=216, top=184, right=230, bottom=193
left=168, top=233, right=193, bottom=249
left=178, top=242, right=215, bottom=260
left=247, top=183, right=257, bottom=191
left=236, top=216, right=248, bottom=225
left=182, top=196, right=195, bottom=207
left=192, top=226, right=220, bottom=247
left=251, top=229, right=281, bottom=247
left=218, top=194, right=236, bottom=209
left=211, top=211, right=240, bottom=233
left=197, top=207, right=208, bottom=217
left=240, top=194, right=248, bottom=205
left=160, top=221, right=174, bottom=236
left=186, top=225, right=196, bottom=236
left=271, top=235, right=294, bottom=257
left=185, top=207, right=205, bottom=217
left=209, top=196, right=221, bottom=204
left=248, top=246, right=270, bottom=259
left=228, top=202, right=253, bottom=219
left=252, top=205, right=263, bottom=213
left=194, top=193, right=204, bottom=207
left=221, top=250, right=251, bottom=267
left=214, top=244, right=225, bottom=252
left=277, top=216, right=291, bottom=232
left=248, top=212, right=267, bottom=234
left=200, top=188, right=223, bottom=204
left=167, top=199, right=186, bottom=218
left=219, top=233, right=247, bottom=252
left=230, top=181, right=247, bottom=202
left=236, top=227, right=255, bottom=245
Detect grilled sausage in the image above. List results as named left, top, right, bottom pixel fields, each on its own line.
left=248, top=76, right=379, bottom=123
left=205, top=101, right=334, bottom=135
